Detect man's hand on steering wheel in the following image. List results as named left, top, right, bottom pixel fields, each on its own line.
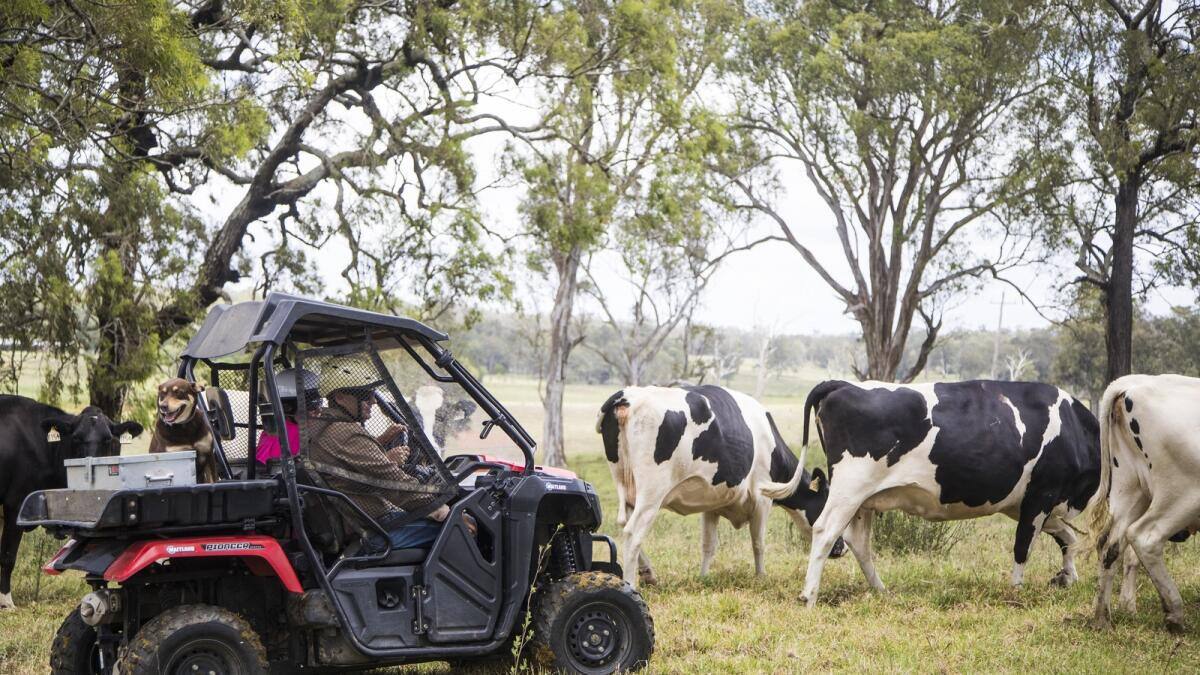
left=378, top=423, right=408, bottom=449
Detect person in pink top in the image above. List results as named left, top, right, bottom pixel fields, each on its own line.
left=257, top=368, right=319, bottom=466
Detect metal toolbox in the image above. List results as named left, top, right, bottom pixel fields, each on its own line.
left=65, top=451, right=197, bottom=490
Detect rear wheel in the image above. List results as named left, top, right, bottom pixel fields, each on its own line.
left=115, top=604, right=267, bottom=675
left=50, top=608, right=102, bottom=674
left=532, top=571, right=653, bottom=674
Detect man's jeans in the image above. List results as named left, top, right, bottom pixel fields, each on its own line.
left=367, top=511, right=443, bottom=551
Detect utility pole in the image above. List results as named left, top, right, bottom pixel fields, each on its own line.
left=989, top=293, right=1005, bottom=380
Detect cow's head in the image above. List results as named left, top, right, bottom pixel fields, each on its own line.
left=778, top=468, right=847, bottom=558
left=156, top=377, right=203, bottom=426
left=42, top=406, right=145, bottom=459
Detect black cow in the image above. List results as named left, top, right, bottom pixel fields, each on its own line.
left=0, top=395, right=143, bottom=609
left=779, top=380, right=1099, bottom=607
left=598, top=384, right=843, bottom=589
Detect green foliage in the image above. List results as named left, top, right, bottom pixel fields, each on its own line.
left=730, top=0, right=1063, bottom=382
left=873, top=511, right=966, bottom=555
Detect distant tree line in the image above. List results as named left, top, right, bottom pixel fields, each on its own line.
left=452, top=297, right=1200, bottom=411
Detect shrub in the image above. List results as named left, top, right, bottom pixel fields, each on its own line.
left=872, top=511, right=965, bottom=555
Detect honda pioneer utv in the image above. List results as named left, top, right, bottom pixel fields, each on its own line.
left=19, top=293, right=653, bottom=674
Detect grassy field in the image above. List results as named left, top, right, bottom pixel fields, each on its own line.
left=3, top=377, right=1200, bottom=673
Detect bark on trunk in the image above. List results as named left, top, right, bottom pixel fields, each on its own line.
left=541, top=246, right=582, bottom=468
left=1105, top=178, right=1138, bottom=383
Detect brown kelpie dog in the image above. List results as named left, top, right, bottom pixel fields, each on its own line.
left=149, top=378, right=217, bottom=483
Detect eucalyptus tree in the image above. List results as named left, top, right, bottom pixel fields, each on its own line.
left=1049, top=0, right=1200, bottom=382
left=1, top=0, right=540, bottom=414
left=513, top=0, right=738, bottom=466
left=729, top=0, right=1061, bottom=382
left=581, top=165, right=763, bottom=388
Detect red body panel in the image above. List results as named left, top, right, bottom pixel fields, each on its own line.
left=41, top=540, right=74, bottom=576
left=476, top=454, right=577, bottom=479
left=103, top=535, right=303, bottom=593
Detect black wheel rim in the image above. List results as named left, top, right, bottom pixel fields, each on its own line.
left=564, top=601, right=633, bottom=673
left=165, top=638, right=242, bottom=675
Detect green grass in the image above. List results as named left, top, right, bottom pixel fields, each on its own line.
left=3, top=379, right=1200, bottom=673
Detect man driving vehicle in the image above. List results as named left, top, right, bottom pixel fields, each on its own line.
left=302, top=364, right=451, bottom=551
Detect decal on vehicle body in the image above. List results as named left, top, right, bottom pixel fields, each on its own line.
left=165, top=545, right=195, bottom=554
left=202, top=542, right=266, bottom=552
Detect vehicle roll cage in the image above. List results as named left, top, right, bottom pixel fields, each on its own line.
left=175, top=322, right=541, bottom=659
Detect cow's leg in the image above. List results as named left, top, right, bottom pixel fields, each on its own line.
left=637, top=550, right=657, bottom=586
left=1041, top=516, right=1078, bottom=587
left=621, top=496, right=666, bottom=590
left=1117, top=545, right=1140, bottom=613
left=844, top=509, right=885, bottom=593
left=1126, top=504, right=1196, bottom=633
left=612, top=467, right=630, bottom=527
left=699, top=511, right=719, bottom=577
left=801, top=495, right=865, bottom=607
left=749, top=498, right=770, bottom=577
left=0, top=504, right=21, bottom=609
left=1011, top=503, right=1050, bottom=587
left=1092, top=513, right=1136, bottom=629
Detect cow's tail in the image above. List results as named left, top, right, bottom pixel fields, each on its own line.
left=802, top=380, right=852, bottom=447
left=760, top=440, right=808, bottom=501
left=1088, top=381, right=1126, bottom=546
left=597, top=390, right=634, bottom=526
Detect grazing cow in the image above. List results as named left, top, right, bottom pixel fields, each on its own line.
left=1091, top=374, right=1200, bottom=633
left=0, top=396, right=143, bottom=609
left=409, top=385, right=478, bottom=455
left=598, top=384, right=843, bottom=589
left=783, top=379, right=1100, bottom=607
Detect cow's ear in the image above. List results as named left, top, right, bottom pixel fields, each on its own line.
left=41, top=414, right=77, bottom=440
left=113, top=420, right=145, bottom=438
left=809, top=467, right=828, bottom=493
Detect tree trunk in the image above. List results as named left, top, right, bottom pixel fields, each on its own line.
left=754, top=334, right=772, bottom=398
left=541, top=246, right=582, bottom=467
left=1105, top=178, right=1138, bottom=383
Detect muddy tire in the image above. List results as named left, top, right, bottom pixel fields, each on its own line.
left=115, top=604, right=267, bottom=675
left=50, top=608, right=102, bottom=674
left=531, top=571, right=653, bottom=674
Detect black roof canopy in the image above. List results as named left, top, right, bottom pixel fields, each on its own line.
left=181, top=293, right=447, bottom=359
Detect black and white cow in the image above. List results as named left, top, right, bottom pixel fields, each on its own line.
left=0, top=395, right=144, bottom=609
left=1091, top=374, right=1200, bottom=633
left=598, top=384, right=843, bottom=589
left=778, top=379, right=1100, bottom=607
left=409, top=385, right=478, bottom=456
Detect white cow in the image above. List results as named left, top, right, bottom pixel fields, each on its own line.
left=597, top=384, right=842, bottom=589
left=1091, top=374, right=1200, bottom=633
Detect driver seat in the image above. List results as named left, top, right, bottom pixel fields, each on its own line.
left=295, top=457, right=434, bottom=568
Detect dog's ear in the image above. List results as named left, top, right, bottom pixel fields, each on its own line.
left=190, top=380, right=206, bottom=394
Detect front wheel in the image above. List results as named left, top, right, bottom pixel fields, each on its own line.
left=532, top=571, right=654, bottom=674
left=115, top=604, right=267, bottom=675
left=50, top=608, right=102, bottom=674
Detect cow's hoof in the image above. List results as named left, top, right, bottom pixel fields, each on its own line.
left=0, top=592, right=14, bottom=610
left=1117, top=598, right=1137, bottom=614
left=1049, top=570, right=1075, bottom=588
left=1166, top=620, right=1186, bottom=635
left=1088, top=615, right=1112, bottom=631
left=638, top=569, right=659, bottom=587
